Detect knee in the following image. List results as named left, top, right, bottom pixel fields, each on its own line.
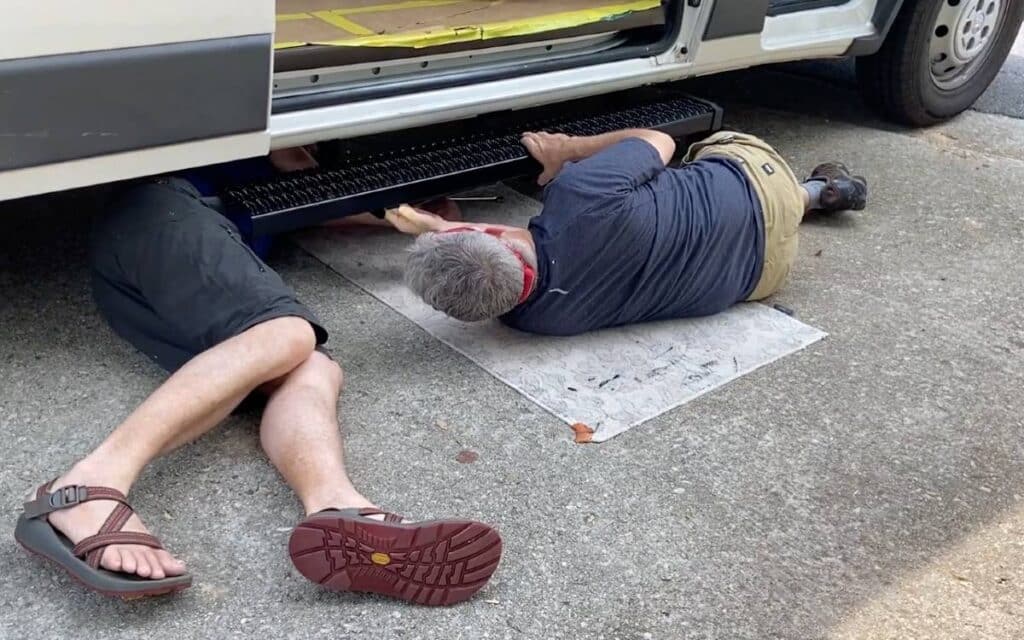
left=296, top=350, right=344, bottom=390
left=311, top=351, right=345, bottom=391
left=253, top=316, right=318, bottom=374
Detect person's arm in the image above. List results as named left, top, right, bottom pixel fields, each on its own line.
left=568, top=129, right=675, bottom=165
left=521, top=129, right=675, bottom=185
left=384, top=205, right=452, bottom=235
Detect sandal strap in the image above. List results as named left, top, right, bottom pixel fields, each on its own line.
left=74, top=531, right=164, bottom=568
left=22, top=482, right=129, bottom=520
left=357, top=507, right=404, bottom=524
left=313, top=507, right=406, bottom=524
left=70, top=496, right=160, bottom=569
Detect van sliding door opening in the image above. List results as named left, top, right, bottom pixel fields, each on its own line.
left=271, top=0, right=681, bottom=108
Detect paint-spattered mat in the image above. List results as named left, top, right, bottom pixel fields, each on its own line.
left=293, top=186, right=826, bottom=442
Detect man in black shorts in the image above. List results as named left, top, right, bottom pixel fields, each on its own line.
left=15, top=148, right=502, bottom=605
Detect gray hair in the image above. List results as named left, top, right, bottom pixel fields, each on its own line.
left=404, top=231, right=523, bottom=322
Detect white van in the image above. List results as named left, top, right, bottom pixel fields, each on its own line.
left=2, top=0, right=1020, bottom=218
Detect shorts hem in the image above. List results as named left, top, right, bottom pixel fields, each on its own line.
left=232, top=305, right=330, bottom=348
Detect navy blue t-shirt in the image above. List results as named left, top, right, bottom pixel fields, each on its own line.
left=501, top=138, right=764, bottom=335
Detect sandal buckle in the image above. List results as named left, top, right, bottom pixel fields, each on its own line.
left=49, top=486, right=88, bottom=509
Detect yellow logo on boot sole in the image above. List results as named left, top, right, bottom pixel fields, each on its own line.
left=371, top=552, right=391, bottom=566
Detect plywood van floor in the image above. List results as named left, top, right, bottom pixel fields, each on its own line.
left=275, top=0, right=662, bottom=49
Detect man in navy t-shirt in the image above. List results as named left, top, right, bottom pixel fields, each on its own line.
left=393, top=128, right=867, bottom=334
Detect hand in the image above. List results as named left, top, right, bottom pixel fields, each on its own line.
left=269, top=146, right=319, bottom=173
left=384, top=204, right=444, bottom=235
left=521, top=131, right=574, bottom=186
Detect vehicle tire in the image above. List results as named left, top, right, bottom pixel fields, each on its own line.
left=856, top=0, right=1024, bottom=126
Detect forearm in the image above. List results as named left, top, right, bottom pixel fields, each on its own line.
left=385, top=205, right=452, bottom=235
left=568, top=129, right=675, bottom=165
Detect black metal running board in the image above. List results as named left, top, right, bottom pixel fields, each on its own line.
left=223, top=88, right=723, bottom=237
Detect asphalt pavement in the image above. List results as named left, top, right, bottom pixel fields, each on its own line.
left=2, top=39, right=1023, bottom=640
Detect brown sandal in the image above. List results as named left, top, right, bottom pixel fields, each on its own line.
left=14, top=481, right=192, bottom=599
left=289, top=508, right=502, bottom=606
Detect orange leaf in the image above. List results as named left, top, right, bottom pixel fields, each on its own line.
left=571, top=422, right=594, bottom=444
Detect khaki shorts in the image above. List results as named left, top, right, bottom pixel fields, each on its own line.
left=684, top=131, right=805, bottom=301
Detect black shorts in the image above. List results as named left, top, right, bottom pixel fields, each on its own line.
left=90, top=178, right=328, bottom=373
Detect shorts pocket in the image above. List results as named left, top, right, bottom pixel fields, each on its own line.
left=219, top=223, right=267, bottom=273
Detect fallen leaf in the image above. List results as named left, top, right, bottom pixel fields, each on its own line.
left=456, top=449, right=479, bottom=464
left=571, top=422, right=594, bottom=444
left=435, top=419, right=449, bottom=431
left=814, top=249, right=823, bottom=257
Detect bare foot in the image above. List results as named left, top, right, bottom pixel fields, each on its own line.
left=37, top=467, right=186, bottom=580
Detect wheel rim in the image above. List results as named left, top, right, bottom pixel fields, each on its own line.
left=929, top=0, right=1004, bottom=90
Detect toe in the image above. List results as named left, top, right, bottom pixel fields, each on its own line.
left=156, top=550, right=187, bottom=576
left=121, top=550, right=137, bottom=575
left=146, top=552, right=166, bottom=580
left=102, top=549, right=123, bottom=573
left=134, top=551, right=152, bottom=578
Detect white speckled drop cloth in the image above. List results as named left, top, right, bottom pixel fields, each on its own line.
left=293, top=185, right=826, bottom=442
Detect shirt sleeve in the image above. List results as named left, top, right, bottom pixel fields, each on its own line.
left=549, top=137, right=665, bottom=199
left=535, top=138, right=665, bottom=232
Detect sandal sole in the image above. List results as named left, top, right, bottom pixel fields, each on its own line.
left=289, top=516, right=502, bottom=606
left=16, top=540, right=190, bottom=600
left=14, top=511, right=192, bottom=600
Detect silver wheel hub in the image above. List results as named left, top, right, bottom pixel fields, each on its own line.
left=930, top=0, right=1003, bottom=89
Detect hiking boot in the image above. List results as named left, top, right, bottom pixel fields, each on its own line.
left=807, top=162, right=868, bottom=212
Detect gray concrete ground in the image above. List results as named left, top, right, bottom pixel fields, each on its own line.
left=2, top=40, right=1024, bottom=640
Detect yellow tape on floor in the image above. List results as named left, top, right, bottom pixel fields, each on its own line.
left=339, top=0, right=475, bottom=16
left=274, top=0, right=661, bottom=50
left=310, top=9, right=376, bottom=35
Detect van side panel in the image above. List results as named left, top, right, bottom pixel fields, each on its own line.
left=0, top=36, right=272, bottom=171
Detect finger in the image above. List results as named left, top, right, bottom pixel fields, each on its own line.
left=383, top=210, right=406, bottom=231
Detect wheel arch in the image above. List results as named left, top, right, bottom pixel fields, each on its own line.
left=847, top=0, right=910, bottom=56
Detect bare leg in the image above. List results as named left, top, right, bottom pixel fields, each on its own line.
left=259, top=351, right=376, bottom=515
left=45, top=316, right=317, bottom=579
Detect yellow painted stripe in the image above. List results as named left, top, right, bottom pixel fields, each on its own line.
left=281, top=0, right=660, bottom=49
left=311, top=10, right=376, bottom=36
left=276, top=13, right=313, bottom=22
left=338, top=0, right=475, bottom=16
left=480, top=0, right=660, bottom=41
